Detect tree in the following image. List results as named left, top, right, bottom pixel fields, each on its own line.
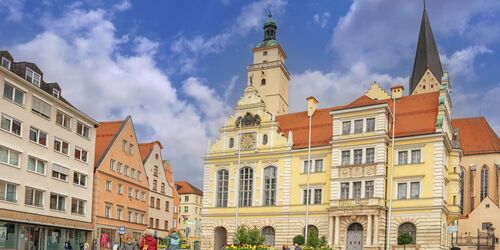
left=306, top=228, right=319, bottom=247
left=397, top=232, right=413, bottom=250
left=293, top=235, right=305, bottom=245
left=234, top=225, right=264, bottom=245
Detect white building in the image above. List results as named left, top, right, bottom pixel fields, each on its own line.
left=0, top=51, right=98, bottom=250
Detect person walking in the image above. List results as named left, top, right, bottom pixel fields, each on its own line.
left=119, top=234, right=139, bottom=250
left=139, top=229, right=157, bottom=250
left=64, top=241, right=73, bottom=250
left=294, top=243, right=301, bottom=250
left=166, top=231, right=180, bottom=250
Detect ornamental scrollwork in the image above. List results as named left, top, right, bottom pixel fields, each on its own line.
left=235, top=112, right=261, bottom=127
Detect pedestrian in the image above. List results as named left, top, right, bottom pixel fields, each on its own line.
left=83, top=242, right=90, bottom=250
left=120, top=234, right=139, bottom=250
left=166, top=231, right=180, bottom=250
left=294, top=243, right=301, bottom=250
left=282, top=244, right=290, bottom=250
left=139, top=229, right=158, bottom=250
left=64, top=241, right=73, bottom=250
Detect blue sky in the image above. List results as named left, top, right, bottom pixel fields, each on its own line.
left=1, top=0, right=499, bottom=187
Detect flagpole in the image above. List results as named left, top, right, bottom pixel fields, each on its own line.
left=235, top=124, right=242, bottom=232
left=386, top=96, right=396, bottom=250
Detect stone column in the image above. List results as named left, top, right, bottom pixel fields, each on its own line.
left=328, top=216, right=334, bottom=246
left=334, top=216, right=340, bottom=246
left=373, top=214, right=379, bottom=245
left=366, top=214, right=372, bottom=246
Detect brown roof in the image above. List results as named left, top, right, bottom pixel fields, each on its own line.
left=94, top=120, right=124, bottom=166
left=452, top=117, right=500, bottom=155
left=138, top=141, right=163, bottom=162
left=276, top=92, right=439, bottom=149
left=175, top=181, right=203, bottom=196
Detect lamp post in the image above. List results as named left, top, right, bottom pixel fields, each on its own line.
left=305, top=96, right=318, bottom=245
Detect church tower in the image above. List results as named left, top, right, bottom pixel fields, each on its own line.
left=247, top=12, right=290, bottom=115
left=409, top=4, right=445, bottom=95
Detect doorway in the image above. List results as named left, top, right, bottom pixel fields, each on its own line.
left=346, top=223, right=363, bottom=250
left=213, top=227, right=227, bottom=250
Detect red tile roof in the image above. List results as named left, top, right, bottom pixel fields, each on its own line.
left=175, top=181, right=203, bottom=196
left=276, top=92, right=439, bottom=149
left=138, top=141, right=163, bottom=162
left=452, top=117, right=500, bottom=155
left=95, top=120, right=124, bottom=166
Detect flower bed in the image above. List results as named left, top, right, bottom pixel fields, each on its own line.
left=224, top=245, right=273, bottom=250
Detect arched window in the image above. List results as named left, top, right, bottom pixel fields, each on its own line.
left=303, top=225, right=318, bottom=238
left=216, top=170, right=229, bottom=207
left=214, top=227, right=227, bottom=250
left=398, top=222, right=417, bottom=245
left=263, top=166, right=277, bottom=206
left=261, top=78, right=266, bottom=86
left=480, top=165, right=489, bottom=201
left=229, top=138, right=234, bottom=148
left=262, top=226, right=275, bottom=246
left=262, top=134, right=268, bottom=145
left=239, top=167, right=254, bottom=207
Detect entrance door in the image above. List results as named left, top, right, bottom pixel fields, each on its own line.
left=213, top=227, right=227, bottom=250
left=346, top=223, right=363, bottom=250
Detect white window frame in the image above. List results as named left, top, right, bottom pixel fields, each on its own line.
left=366, top=148, right=375, bottom=164
left=25, top=67, right=41, bottom=87
left=342, top=121, right=351, bottom=135
left=302, top=158, right=324, bottom=173
left=73, top=172, right=87, bottom=187
left=31, top=96, right=52, bottom=119
left=3, top=82, right=25, bottom=106
left=354, top=119, right=363, bottom=134
left=105, top=204, right=112, bottom=218
left=1, top=57, right=11, bottom=70
left=366, top=118, right=376, bottom=132
left=410, top=149, right=422, bottom=164
left=0, top=145, right=20, bottom=167
left=27, top=156, right=46, bottom=175
left=51, top=169, right=68, bottom=182
left=122, top=139, right=127, bottom=151
left=29, top=127, right=47, bottom=146
left=52, top=88, right=60, bottom=98
left=56, top=110, right=72, bottom=129
left=53, top=137, right=69, bottom=155
left=106, top=180, right=112, bottom=192
left=1, top=113, right=22, bottom=136
left=110, top=159, right=116, bottom=171
left=397, top=149, right=422, bottom=165
left=118, top=184, right=123, bottom=195
left=0, top=180, right=17, bottom=203
left=71, top=198, right=86, bottom=215
left=76, top=121, right=91, bottom=139
left=396, top=180, right=421, bottom=200
left=303, top=187, right=323, bottom=205
left=25, top=187, right=44, bottom=207
left=74, top=146, right=88, bottom=163
left=49, top=193, right=66, bottom=211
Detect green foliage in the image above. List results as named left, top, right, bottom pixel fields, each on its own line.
left=293, top=235, right=305, bottom=245
left=234, top=225, right=264, bottom=246
left=302, top=247, right=333, bottom=250
left=306, top=228, right=319, bottom=247
left=319, top=235, right=327, bottom=247
left=397, top=232, right=413, bottom=245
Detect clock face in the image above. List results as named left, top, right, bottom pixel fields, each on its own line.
left=240, top=133, right=256, bottom=150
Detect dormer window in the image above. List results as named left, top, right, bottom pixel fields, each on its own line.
left=26, top=68, right=41, bottom=87
left=1, top=57, right=11, bottom=70
left=52, top=89, right=60, bottom=98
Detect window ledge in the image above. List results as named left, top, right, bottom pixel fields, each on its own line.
left=51, top=177, right=69, bottom=183
left=25, top=204, right=44, bottom=210
left=71, top=212, right=86, bottom=217
left=56, top=123, right=72, bottom=132
left=73, top=183, right=88, bottom=189
left=27, top=169, right=47, bottom=177
left=76, top=133, right=91, bottom=141
left=74, top=158, right=89, bottom=165
left=300, top=171, right=325, bottom=175
left=49, top=209, right=67, bottom=214
left=29, top=140, right=48, bottom=148
left=31, top=110, right=51, bottom=121
left=3, top=97, right=26, bottom=109
left=0, top=199, right=18, bottom=205
left=0, top=128, right=22, bottom=139
left=53, top=150, right=70, bottom=157
left=0, top=161, right=20, bottom=169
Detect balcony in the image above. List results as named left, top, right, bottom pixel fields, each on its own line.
left=247, top=60, right=290, bottom=76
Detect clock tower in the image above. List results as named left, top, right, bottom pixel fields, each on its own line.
left=247, top=12, right=290, bottom=115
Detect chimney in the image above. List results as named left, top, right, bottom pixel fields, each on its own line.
left=391, top=85, right=404, bottom=99
left=306, top=96, right=318, bottom=117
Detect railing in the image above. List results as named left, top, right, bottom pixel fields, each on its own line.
left=247, top=60, right=290, bottom=75
left=455, top=229, right=496, bottom=249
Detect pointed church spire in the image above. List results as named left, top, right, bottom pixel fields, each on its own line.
left=409, top=3, right=443, bottom=94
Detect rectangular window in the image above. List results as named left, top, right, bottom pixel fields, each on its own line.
left=56, top=110, right=72, bottom=129
left=106, top=180, right=112, bottom=191
left=185, top=196, right=189, bottom=202
left=128, top=187, right=133, bottom=197
left=141, top=191, right=145, bottom=201
left=365, top=181, right=374, bottom=198
left=303, top=189, right=311, bottom=204
left=0, top=145, right=20, bottom=167
left=353, top=181, right=362, bottom=199
left=154, top=166, right=158, bottom=177
left=354, top=119, right=363, bottom=133
left=117, top=184, right=123, bottom=195
left=314, top=189, right=322, bottom=204
left=366, top=148, right=375, bottom=164
left=27, top=156, right=46, bottom=174
left=26, top=68, right=41, bottom=86
left=315, top=159, right=324, bottom=172
left=165, top=221, right=169, bottom=230
left=149, top=218, right=154, bottom=227
left=3, top=82, right=25, bottom=105
left=117, top=207, right=123, bottom=220
left=1, top=57, right=11, bottom=69
left=341, top=182, right=349, bottom=199
left=156, top=198, right=160, bottom=209
left=73, top=172, right=87, bottom=187
left=153, top=180, right=157, bottom=191
left=135, top=190, right=139, bottom=199
left=25, top=187, right=43, bottom=207
left=398, top=151, right=408, bottom=165
left=366, top=118, right=375, bottom=132
left=150, top=197, right=155, bottom=208
left=52, top=88, right=59, bottom=98
left=353, top=149, right=363, bottom=164
left=105, top=205, right=112, bottom=218
left=29, top=127, right=47, bottom=146
left=117, top=162, right=122, bottom=173
left=53, top=137, right=69, bottom=155
left=71, top=199, right=84, bottom=215
left=0, top=180, right=17, bottom=202
left=303, top=160, right=311, bottom=173
left=155, top=219, right=159, bottom=229
left=342, top=121, right=351, bottom=135
left=410, top=182, right=420, bottom=199
left=1, top=114, right=21, bottom=136
left=76, top=122, right=90, bottom=139
left=110, top=159, right=116, bottom=171
left=161, top=182, right=165, bottom=193
left=124, top=165, right=129, bottom=176
left=137, top=171, right=142, bottom=181
left=74, top=147, right=88, bottom=162
left=341, top=150, right=350, bottom=166
left=166, top=201, right=170, bottom=212
left=184, top=206, right=188, bottom=213
left=129, top=144, right=134, bottom=154
left=50, top=193, right=65, bottom=211
left=31, top=97, right=51, bottom=119
left=130, top=168, right=136, bottom=179
left=398, top=183, right=407, bottom=199
left=411, top=149, right=421, bottom=164
left=122, top=140, right=127, bottom=151
left=51, top=169, right=68, bottom=182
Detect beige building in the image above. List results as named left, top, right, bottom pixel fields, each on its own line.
left=0, top=50, right=99, bottom=249
left=453, top=117, right=500, bottom=249
left=176, top=181, right=203, bottom=248
left=139, top=141, right=175, bottom=237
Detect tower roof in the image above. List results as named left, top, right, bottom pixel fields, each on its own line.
left=256, top=11, right=280, bottom=48
left=409, top=7, right=443, bottom=94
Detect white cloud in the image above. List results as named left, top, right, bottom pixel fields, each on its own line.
left=113, top=0, right=131, bottom=12
left=169, top=0, right=287, bottom=73
left=224, top=75, right=239, bottom=102
left=441, top=45, right=492, bottom=81
left=313, top=12, right=330, bottom=28
left=11, top=7, right=228, bottom=186
left=0, top=0, right=25, bottom=22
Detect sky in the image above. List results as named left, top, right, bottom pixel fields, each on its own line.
left=1, top=0, right=499, bottom=188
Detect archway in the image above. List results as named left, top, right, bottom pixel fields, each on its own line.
left=261, top=226, right=275, bottom=246
left=214, top=227, right=227, bottom=250
left=346, top=223, right=363, bottom=250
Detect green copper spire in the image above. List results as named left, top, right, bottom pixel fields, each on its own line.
left=255, top=11, right=279, bottom=48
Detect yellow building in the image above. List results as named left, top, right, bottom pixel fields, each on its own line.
left=201, top=9, right=461, bottom=250
left=176, top=181, right=203, bottom=248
